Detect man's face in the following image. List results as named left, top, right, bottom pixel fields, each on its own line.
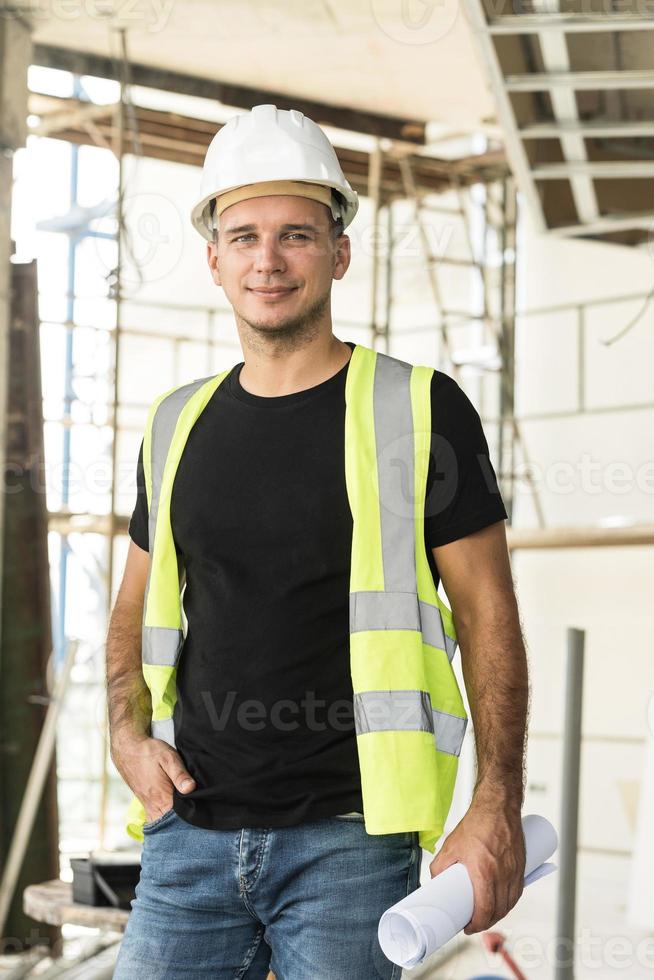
left=206, top=195, right=350, bottom=336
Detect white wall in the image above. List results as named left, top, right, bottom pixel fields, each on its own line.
left=511, top=210, right=654, bottom=858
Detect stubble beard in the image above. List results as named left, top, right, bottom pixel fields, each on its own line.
left=236, top=287, right=332, bottom=354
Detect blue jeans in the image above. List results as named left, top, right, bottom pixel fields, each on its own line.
left=113, top=808, right=421, bottom=980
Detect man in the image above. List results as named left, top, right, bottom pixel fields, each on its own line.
left=108, top=105, right=529, bottom=980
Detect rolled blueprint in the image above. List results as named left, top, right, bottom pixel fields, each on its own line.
left=378, top=813, right=558, bottom=969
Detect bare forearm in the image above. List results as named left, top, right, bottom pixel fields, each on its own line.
left=105, top=596, right=151, bottom=747
left=455, top=591, right=530, bottom=810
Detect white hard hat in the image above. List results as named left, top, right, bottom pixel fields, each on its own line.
left=190, top=104, right=359, bottom=242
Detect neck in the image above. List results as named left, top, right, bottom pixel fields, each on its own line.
left=236, top=330, right=352, bottom=397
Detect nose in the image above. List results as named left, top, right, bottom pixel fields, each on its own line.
left=253, top=236, right=286, bottom=276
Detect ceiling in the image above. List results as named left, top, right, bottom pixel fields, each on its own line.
left=15, top=0, right=654, bottom=247
left=17, top=0, right=497, bottom=132
left=462, top=0, right=654, bottom=247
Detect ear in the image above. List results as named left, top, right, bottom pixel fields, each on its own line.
left=207, top=241, right=222, bottom=286
left=332, top=234, right=351, bottom=282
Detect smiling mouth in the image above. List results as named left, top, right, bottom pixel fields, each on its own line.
left=249, top=287, right=297, bottom=298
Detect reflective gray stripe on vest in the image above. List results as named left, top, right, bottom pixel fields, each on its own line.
left=142, top=375, right=214, bottom=672
left=147, top=376, right=215, bottom=552
left=419, top=600, right=457, bottom=662
left=364, top=354, right=460, bottom=662
left=432, top=708, right=467, bottom=756
left=353, top=690, right=466, bottom=757
left=350, top=591, right=420, bottom=632
left=373, top=352, right=417, bottom=594
left=354, top=689, right=431, bottom=735
left=142, top=626, right=184, bottom=666
left=349, top=591, right=457, bottom=662
left=151, top=716, right=175, bottom=746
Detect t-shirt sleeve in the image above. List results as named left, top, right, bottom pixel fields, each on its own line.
left=128, top=438, right=149, bottom=552
left=425, top=371, right=508, bottom=548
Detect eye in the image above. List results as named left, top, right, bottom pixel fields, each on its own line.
left=287, top=233, right=308, bottom=240
left=233, top=234, right=255, bottom=242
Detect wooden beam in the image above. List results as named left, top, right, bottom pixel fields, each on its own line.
left=507, top=524, right=654, bottom=549
left=28, top=94, right=510, bottom=199
left=32, top=44, right=427, bottom=145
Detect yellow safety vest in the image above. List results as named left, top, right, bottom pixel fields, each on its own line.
left=124, top=343, right=467, bottom=853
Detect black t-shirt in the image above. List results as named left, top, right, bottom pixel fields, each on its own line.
left=128, top=341, right=507, bottom=830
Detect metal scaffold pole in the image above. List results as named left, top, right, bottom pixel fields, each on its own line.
left=368, top=141, right=384, bottom=351
left=99, top=27, right=130, bottom=849
left=555, top=627, right=585, bottom=980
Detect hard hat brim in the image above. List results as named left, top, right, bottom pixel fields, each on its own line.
left=191, top=178, right=358, bottom=243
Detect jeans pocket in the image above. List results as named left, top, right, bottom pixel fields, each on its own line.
left=142, top=806, right=176, bottom=832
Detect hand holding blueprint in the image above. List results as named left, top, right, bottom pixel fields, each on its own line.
left=378, top=813, right=558, bottom=969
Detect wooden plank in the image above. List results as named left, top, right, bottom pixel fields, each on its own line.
left=29, top=95, right=510, bottom=200
left=23, top=879, right=129, bottom=932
